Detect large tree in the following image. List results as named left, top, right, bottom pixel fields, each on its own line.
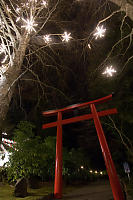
left=0, top=0, right=60, bottom=132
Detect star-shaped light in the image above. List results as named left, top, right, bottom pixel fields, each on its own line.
left=43, top=34, right=52, bottom=43
left=22, top=16, right=38, bottom=33
left=94, top=25, right=106, bottom=39
left=62, top=32, right=72, bottom=42
left=102, top=66, right=116, bottom=77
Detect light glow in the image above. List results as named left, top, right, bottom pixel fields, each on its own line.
left=94, top=25, right=106, bottom=39
left=22, top=16, right=38, bottom=33
left=102, top=66, right=116, bottom=77
left=88, top=44, right=91, bottom=49
left=62, top=32, right=72, bottom=42
left=43, top=34, right=52, bottom=43
left=16, top=7, right=21, bottom=13
left=2, top=132, right=7, bottom=136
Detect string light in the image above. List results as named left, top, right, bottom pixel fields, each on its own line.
left=22, top=16, right=38, bottom=33
left=93, top=25, right=106, bottom=39
left=43, top=34, right=52, bottom=43
left=62, top=32, right=72, bottom=42
left=102, top=66, right=116, bottom=77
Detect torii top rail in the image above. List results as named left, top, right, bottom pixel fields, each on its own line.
left=42, top=94, right=125, bottom=200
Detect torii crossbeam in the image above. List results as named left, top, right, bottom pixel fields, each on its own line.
left=42, top=94, right=124, bottom=200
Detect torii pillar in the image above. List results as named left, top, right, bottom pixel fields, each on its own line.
left=42, top=94, right=125, bottom=200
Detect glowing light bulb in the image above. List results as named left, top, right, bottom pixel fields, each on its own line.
left=89, top=170, right=93, bottom=173
left=102, top=66, right=116, bottom=77
left=62, top=32, right=72, bottom=42
left=95, top=170, right=98, bottom=174
left=94, top=25, right=106, bottom=39
left=100, top=171, right=103, bottom=175
left=22, top=16, right=38, bottom=33
left=81, top=166, right=84, bottom=169
left=43, top=34, right=52, bottom=43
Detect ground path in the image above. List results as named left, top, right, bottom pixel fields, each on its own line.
left=62, top=180, right=132, bottom=200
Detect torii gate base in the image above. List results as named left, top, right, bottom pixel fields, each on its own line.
left=42, top=95, right=125, bottom=200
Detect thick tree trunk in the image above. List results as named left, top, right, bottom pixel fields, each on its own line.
left=110, top=0, right=133, bottom=21
left=0, top=34, right=30, bottom=135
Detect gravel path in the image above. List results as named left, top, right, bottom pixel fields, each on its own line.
left=62, top=181, right=132, bottom=200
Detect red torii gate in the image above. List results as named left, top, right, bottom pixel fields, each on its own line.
left=42, top=94, right=125, bottom=200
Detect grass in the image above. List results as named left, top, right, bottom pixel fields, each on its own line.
left=0, top=182, right=54, bottom=200
left=1, top=179, right=133, bottom=200
left=0, top=182, right=75, bottom=200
